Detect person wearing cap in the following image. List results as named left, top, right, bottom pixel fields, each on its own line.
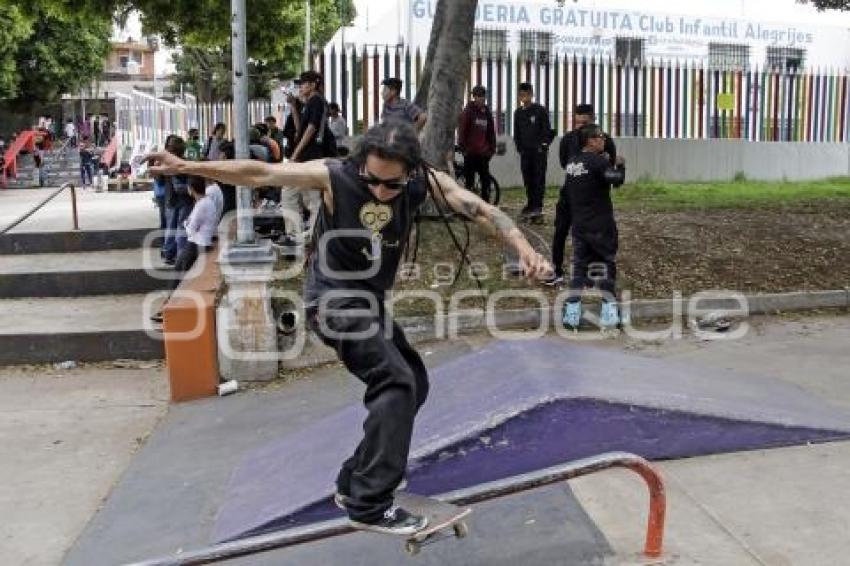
left=290, top=70, right=334, bottom=163
left=547, top=104, right=618, bottom=286
left=380, top=78, right=427, bottom=132
left=143, top=120, right=551, bottom=539
left=513, top=82, right=554, bottom=223
left=457, top=85, right=497, bottom=202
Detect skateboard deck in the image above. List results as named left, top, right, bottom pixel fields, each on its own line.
left=357, top=491, right=472, bottom=555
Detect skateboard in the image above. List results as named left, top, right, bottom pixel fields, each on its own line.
left=356, top=491, right=472, bottom=555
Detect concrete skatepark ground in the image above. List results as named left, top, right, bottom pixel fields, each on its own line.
left=3, top=314, right=849, bottom=566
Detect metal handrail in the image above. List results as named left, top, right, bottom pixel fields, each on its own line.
left=0, top=182, right=78, bottom=235
left=126, top=451, right=666, bottom=566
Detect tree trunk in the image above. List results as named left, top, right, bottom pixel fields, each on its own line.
left=419, top=0, right=477, bottom=169
left=412, top=0, right=449, bottom=109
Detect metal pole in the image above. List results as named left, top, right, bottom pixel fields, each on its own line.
left=232, top=0, right=254, bottom=244
left=304, top=0, right=312, bottom=71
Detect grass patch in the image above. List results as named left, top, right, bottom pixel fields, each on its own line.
left=498, top=177, right=850, bottom=211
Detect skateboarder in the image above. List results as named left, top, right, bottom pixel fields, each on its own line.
left=144, top=121, right=551, bottom=536
left=562, top=124, right=626, bottom=329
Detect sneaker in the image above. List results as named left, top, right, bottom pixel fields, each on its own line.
left=563, top=301, right=582, bottom=328
left=600, top=301, right=620, bottom=328
left=542, top=274, right=564, bottom=287
left=350, top=505, right=428, bottom=536
left=334, top=479, right=408, bottom=511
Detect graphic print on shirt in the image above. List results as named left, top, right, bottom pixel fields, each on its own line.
left=565, top=161, right=589, bottom=177
left=359, top=201, right=394, bottom=261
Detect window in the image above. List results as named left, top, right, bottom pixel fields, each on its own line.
left=472, top=29, right=508, bottom=60
left=519, top=30, right=553, bottom=64
left=708, top=43, right=750, bottom=70
left=766, top=47, right=805, bottom=72
left=615, top=37, right=645, bottom=65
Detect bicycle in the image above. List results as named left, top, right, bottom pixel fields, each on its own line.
left=453, top=144, right=502, bottom=206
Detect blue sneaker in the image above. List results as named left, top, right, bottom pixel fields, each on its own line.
left=563, top=301, right=582, bottom=329
left=600, top=302, right=620, bottom=329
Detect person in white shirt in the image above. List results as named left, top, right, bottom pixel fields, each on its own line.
left=205, top=181, right=224, bottom=223
left=151, top=176, right=218, bottom=324
left=327, top=102, right=348, bottom=145
left=64, top=119, right=77, bottom=148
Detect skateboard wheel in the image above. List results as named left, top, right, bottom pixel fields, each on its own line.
left=405, top=540, right=421, bottom=555
left=453, top=522, right=469, bottom=538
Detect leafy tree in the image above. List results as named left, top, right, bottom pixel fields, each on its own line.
left=0, top=3, right=111, bottom=105
left=796, top=0, right=850, bottom=9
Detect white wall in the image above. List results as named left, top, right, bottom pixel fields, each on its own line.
left=487, top=136, right=850, bottom=186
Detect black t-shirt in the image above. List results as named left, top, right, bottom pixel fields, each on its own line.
left=564, top=152, right=619, bottom=232
left=305, top=160, right=428, bottom=306
left=296, top=94, right=327, bottom=161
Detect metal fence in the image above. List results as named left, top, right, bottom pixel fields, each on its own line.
left=314, top=46, right=850, bottom=143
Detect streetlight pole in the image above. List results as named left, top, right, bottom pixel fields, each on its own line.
left=304, top=0, right=312, bottom=71
left=232, top=0, right=253, bottom=244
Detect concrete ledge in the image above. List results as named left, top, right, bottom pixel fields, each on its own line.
left=163, top=247, right=222, bottom=402
left=281, top=290, right=849, bottom=371
left=0, top=229, right=157, bottom=255
left=0, top=330, right=162, bottom=365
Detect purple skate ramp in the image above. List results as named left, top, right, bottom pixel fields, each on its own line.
left=213, top=339, right=850, bottom=542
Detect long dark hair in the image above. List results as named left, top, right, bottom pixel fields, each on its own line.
left=350, top=120, right=422, bottom=174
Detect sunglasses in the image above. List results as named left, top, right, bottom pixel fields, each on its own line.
left=359, top=170, right=408, bottom=192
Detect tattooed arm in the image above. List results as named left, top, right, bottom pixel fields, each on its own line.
left=425, top=169, right=552, bottom=280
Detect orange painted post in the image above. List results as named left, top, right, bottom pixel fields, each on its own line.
left=162, top=248, right=222, bottom=402
left=625, top=459, right=667, bottom=558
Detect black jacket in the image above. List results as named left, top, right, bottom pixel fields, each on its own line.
left=513, top=103, right=554, bottom=153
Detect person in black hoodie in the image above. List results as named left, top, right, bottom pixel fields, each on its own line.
left=547, top=104, right=618, bottom=286
left=561, top=124, right=626, bottom=330
left=513, top=82, right=553, bottom=223
left=457, top=85, right=497, bottom=202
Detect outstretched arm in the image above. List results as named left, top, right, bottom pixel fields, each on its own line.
left=425, top=169, right=552, bottom=280
left=143, top=151, right=332, bottom=194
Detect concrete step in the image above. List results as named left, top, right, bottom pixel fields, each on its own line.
left=0, top=229, right=156, bottom=255
left=0, top=294, right=163, bottom=365
left=0, top=249, right=174, bottom=298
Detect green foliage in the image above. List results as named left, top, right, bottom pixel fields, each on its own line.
left=797, top=0, right=850, bottom=10
left=0, top=5, right=32, bottom=98
left=0, top=3, right=112, bottom=104
left=148, top=0, right=355, bottom=101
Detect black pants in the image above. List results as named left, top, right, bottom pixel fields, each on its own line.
left=551, top=190, right=572, bottom=278
left=463, top=153, right=492, bottom=202
left=172, top=241, right=201, bottom=290
left=309, top=298, right=430, bottom=523
left=519, top=149, right=547, bottom=212
left=568, top=226, right=618, bottom=301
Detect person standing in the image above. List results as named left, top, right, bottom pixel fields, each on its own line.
left=161, top=136, right=193, bottom=265
left=457, top=85, right=497, bottom=202
left=547, top=104, right=618, bottom=286
left=513, top=83, right=553, bottom=223
left=65, top=119, right=77, bottom=148
left=185, top=128, right=203, bottom=161
left=327, top=102, right=349, bottom=154
left=203, top=123, right=228, bottom=161
left=143, top=120, right=551, bottom=536
left=93, top=116, right=101, bottom=147
left=79, top=137, right=95, bottom=188
left=562, top=124, right=626, bottom=330
left=100, top=116, right=111, bottom=145
left=380, top=78, right=427, bottom=132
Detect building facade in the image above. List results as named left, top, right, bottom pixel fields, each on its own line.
left=331, top=0, right=850, bottom=70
